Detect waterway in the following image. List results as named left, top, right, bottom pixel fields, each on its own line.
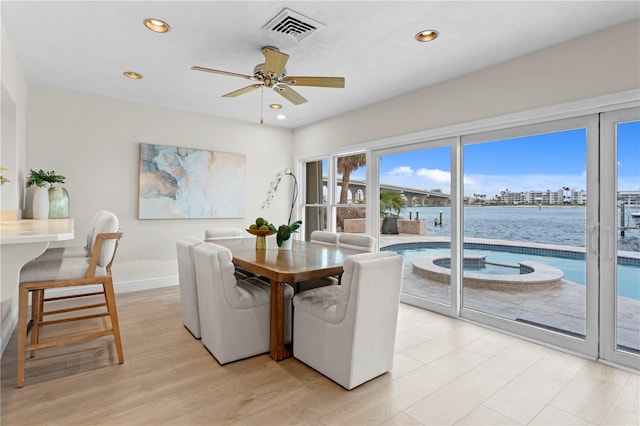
left=405, top=205, right=639, bottom=252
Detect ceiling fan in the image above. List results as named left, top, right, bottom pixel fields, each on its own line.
left=191, top=46, right=345, bottom=106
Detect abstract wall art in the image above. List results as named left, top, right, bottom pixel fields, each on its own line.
left=138, top=143, right=245, bottom=219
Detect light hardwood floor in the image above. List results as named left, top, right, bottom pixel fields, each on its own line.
left=1, top=286, right=638, bottom=425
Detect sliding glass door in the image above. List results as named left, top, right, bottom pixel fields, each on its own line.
left=460, top=116, right=599, bottom=356
left=373, top=116, right=602, bottom=358
left=601, top=107, right=640, bottom=370
left=376, top=141, right=456, bottom=313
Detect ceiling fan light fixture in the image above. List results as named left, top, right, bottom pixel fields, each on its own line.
left=191, top=45, right=342, bottom=110
left=269, top=104, right=283, bottom=110
left=123, top=71, right=143, bottom=79
left=144, top=18, right=170, bottom=33
left=415, top=29, right=439, bottom=42
left=277, top=114, right=286, bottom=120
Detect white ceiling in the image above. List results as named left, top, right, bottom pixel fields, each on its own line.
left=2, top=1, right=639, bottom=129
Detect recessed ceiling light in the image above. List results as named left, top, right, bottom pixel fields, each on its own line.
left=123, top=71, right=143, bottom=80
left=144, top=18, right=170, bottom=33
left=277, top=114, right=286, bottom=120
left=269, top=104, right=283, bottom=110
left=415, top=29, right=439, bottom=42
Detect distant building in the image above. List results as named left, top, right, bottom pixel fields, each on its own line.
left=618, top=190, right=640, bottom=205
left=572, top=189, right=587, bottom=205
left=494, top=189, right=637, bottom=206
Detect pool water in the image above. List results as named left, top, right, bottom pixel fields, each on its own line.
left=392, top=246, right=640, bottom=300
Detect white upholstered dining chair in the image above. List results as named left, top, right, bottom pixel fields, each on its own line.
left=296, top=230, right=342, bottom=293
left=293, top=251, right=404, bottom=390
left=204, top=227, right=256, bottom=279
left=204, top=227, right=244, bottom=240
left=338, top=233, right=376, bottom=252
left=193, top=242, right=293, bottom=364
left=310, top=230, right=340, bottom=246
left=176, top=237, right=205, bottom=338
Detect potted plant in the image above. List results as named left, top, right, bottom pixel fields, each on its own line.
left=276, top=220, right=302, bottom=249
left=262, top=168, right=303, bottom=249
left=25, top=169, right=67, bottom=219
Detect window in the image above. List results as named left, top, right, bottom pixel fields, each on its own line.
left=335, top=153, right=366, bottom=233
left=302, top=159, right=328, bottom=240
left=298, top=99, right=639, bottom=371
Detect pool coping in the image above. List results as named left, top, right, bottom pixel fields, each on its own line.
left=380, top=235, right=640, bottom=266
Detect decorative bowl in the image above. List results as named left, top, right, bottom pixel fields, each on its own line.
left=246, top=228, right=276, bottom=237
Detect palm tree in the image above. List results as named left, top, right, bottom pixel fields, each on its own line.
left=337, top=153, right=366, bottom=204
left=380, top=189, right=406, bottom=216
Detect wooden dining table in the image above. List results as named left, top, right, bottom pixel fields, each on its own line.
left=211, top=237, right=363, bottom=361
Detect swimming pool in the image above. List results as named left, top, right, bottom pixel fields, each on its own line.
left=383, top=242, right=640, bottom=300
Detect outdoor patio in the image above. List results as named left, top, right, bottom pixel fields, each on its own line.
left=379, top=233, right=640, bottom=353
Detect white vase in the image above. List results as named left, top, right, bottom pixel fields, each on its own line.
left=279, top=238, right=292, bottom=250
left=32, top=186, right=50, bottom=220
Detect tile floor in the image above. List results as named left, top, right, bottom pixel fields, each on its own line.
left=387, top=303, right=639, bottom=425
left=1, top=286, right=639, bottom=425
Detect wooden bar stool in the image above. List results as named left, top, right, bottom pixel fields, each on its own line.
left=16, top=212, right=123, bottom=387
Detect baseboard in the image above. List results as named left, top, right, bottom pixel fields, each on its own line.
left=42, top=275, right=178, bottom=298
left=0, top=275, right=178, bottom=358
left=117, top=276, right=178, bottom=293
left=1, top=308, right=18, bottom=356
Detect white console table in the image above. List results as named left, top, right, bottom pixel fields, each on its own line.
left=0, top=219, right=74, bottom=302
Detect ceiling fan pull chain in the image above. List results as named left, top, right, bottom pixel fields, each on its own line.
left=260, top=85, right=264, bottom=125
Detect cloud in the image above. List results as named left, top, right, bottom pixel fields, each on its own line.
left=416, top=168, right=450, bottom=183
left=388, top=166, right=414, bottom=176
left=463, top=175, right=476, bottom=185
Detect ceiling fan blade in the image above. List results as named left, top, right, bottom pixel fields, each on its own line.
left=263, top=48, right=289, bottom=79
left=274, top=85, right=307, bottom=105
left=223, top=84, right=263, bottom=98
left=191, top=66, right=254, bottom=80
left=283, top=76, right=345, bottom=88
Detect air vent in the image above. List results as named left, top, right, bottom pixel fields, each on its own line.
left=262, top=8, right=324, bottom=42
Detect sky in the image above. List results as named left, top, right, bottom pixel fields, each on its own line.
left=365, top=122, right=640, bottom=198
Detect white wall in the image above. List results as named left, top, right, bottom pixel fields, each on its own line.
left=293, top=19, right=640, bottom=156
left=0, top=25, right=28, bottom=212
left=0, top=23, right=29, bottom=353
left=25, top=86, right=294, bottom=285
